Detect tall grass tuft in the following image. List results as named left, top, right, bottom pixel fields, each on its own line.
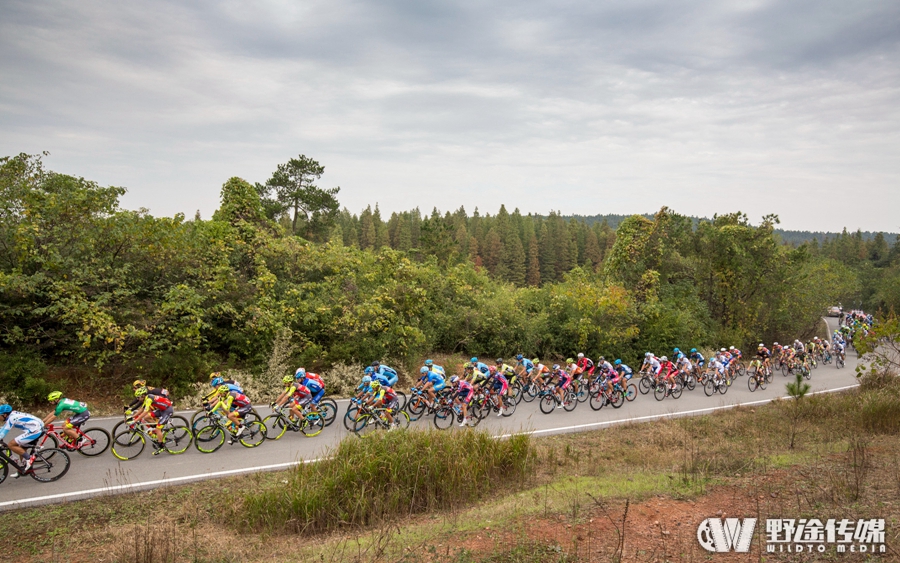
left=239, top=429, right=534, bottom=534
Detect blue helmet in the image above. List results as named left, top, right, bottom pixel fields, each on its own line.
left=420, top=367, right=429, bottom=374
left=516, top=354, right=524, bottom=360
left=673, top=348, right=680, bottom=353
left=0, top=404, right=11, bottom=416
left=361, top=375, right=372, bottom=385
left=371, top=361, right=380, bottom=367
left=690, top=348, right=697, bottom=353
left=364, top=366, right=374, bottom=375
left=294, top=367, right=306, bottom=379
left=614, top=359, right=622, bottom=366
left=424, top=359, right=433, bottom=366
left=470, top=357, right=478, bottom=363
left=211, top=377, right=224, bottom=387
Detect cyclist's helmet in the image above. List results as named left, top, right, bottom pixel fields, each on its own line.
left=282, top=375, right=293, bottom=384
left=690, top=348, right=697, bottom=353
left=673, top=347, right=680, bottom=353
left=758, top=343, right=764, bottom=348
left=773, top=342, right=779, bottom=346
left=425, top=359, right=433, bottom=366
left=209, top=372, right=221, bottom=381
left=294, top=367, right=306, bottom=379
left=132, top=379, right=146, bottom=389
left=217, top=384, right=230, bottom=395
left=48, top=391, right=63, bottom=402
left=134, top=387, right=148, bottom=397
left=420, top=367, right=429, bottom=374
left=495, top=358, right=503, bottom=364
left=470, top=357, right=478, bottom=364
left=729, top=346, right=735, bottom=351
left=720, top=348, right=726, bottom=352
left=211, top=376, right=224, bottom=387
left=370, top=381, right=381, bottom=391
left=566, top=357, right=574, bottom=364
left=645, top=352, right=652, bottom=357
left=614, top=359, right=622, bottom=366
left=660, top=356, right=668, bottom=362
left=599, top=356, right=605, bottom=362
left=577, top=353, right=584, bottom=358
left=364, top=366, right=374, bottom=375
left=488, top=365, right=497, bottom=375
left=516, top=354, right=524, bottom=360
left=362, top=375, right=372, bottom=385
left=532, top=357, right=539, bottom=363
left=552, top=364, right=560, bottom=370
left=450, top=375, right=459, bottom=384
left=371, top=361, right=381, bottom=368
left=0, top=405, right=11, bottom=416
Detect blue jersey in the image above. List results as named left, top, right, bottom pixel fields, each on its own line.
left=473, top=362, right=490, bottom=375
left=616, top=364, right=633, bottom=376
left=376, top=365, right=397, bottom=378
left=426, top=371, right=445, bottom=385
left=517, top=358, right=534, bottom=372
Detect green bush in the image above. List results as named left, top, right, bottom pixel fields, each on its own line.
left=240, top=429, right=534, bottom=533
left=0, top=350, right=51, bottom=406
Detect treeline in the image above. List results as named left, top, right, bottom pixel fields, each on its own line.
left=0, top=153, right=885, bottom=404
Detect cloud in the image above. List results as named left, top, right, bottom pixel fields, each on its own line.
left=1, top=0, right=898, bottom=231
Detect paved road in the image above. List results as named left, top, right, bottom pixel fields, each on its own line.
left=0, top=317, right=859, bottom=510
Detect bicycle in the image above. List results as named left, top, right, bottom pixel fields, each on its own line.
left=703, top=371, right=728, bottom=396
left=37, top=422, right=110, bottom=457
left=538, top=385, right=577, bottom=414
left=433, top=403, right=481, bottom=429
left=352, top=403, right=410, bottom=436
left=589, top=383, right=624, bottom=410
left=112, top=415, right=193, bottom=460
left=262, top=406, right=324, bottom=440
left=115, top=408, right=191, bottom=445
left=747, top=368, right=768, bottom=392
left=471, top=386, right=517, bottom=419
left=193, top=411, right=266, bottom=452
left=654, top=377, right=683, bottom=401
left=405, top=386, right=453, bottom=421
left=0, top=440, right=71, bottom=484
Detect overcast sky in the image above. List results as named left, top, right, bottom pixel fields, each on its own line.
left=2, top=0, right=899, bottom=232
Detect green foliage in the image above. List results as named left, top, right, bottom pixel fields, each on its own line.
left=0, top=350, right=50, bottom=405
left=240, top=429, right=534, bottom=533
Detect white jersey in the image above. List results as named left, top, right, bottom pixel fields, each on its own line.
left=0, top=411, right=43, bottom=440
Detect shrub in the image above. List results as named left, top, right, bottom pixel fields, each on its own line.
left=239, top=429, right=534, bottom=533
left=0, top=350, right=50, bottom=406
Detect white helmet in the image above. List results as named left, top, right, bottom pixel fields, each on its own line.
left=577, top=353, right=584, bottom=358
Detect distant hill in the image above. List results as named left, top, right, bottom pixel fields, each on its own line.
left=562, top=213, right=898, bottom=246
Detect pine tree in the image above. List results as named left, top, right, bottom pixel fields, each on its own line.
left=539, top=222, right=556, bottom=283
left=584, top=229, right=602, bottom=271
left=526, top=234, right=541, bottom=286
left=483, top=228, right=502, bottom=274
left=359, top=206, right=375, bottom=249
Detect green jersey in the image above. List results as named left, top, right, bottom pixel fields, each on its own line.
left=54, top=398, right=88, bottom=416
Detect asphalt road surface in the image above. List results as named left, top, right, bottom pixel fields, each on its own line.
left=0, top=317, right=860, bottom=511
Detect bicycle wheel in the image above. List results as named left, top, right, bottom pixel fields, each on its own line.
left=194, top=424, right=225, bottom=453
left=589, top=391, right=606, bottom=411
left=189, top=408, right=207, bottom=430
left=610, top=389, right=625, bottom=408
left=343, top=404, right=360, bottom=429
left=521, top=381, right=539, bottom=403
left=0, top=458, right=7, bottom=485
left=111, top=429, right=146, bottom=460
left=671, top=381, right=683, bottom=399
left=353, top=414, right=378, bottom=437
left=654, top=382, right=666, bottom=401
left=563, top=391, right=578, bottom=412
left=748, top=376, right=759, bottom=392
left=192, top=415, right=221, bottom=445
left=704, top=379, right=716, bottom=396
left=639, top=375, right=652, bottom=394
left=781, top=363, right=789, bottom=376
left=405, top=396, right=427, bottom=421
left=393, top=410, right=411, bottom=430
left=718, top=379, right=728, bottom=394
left=575, top=381, right=589, bottom=403
left=433, top=407, right=455, bottom=430
left=163, top=425, right=192, bottom=454
left=28, top=448, right=71, bottom=482
left=508, top=382, right=523, bottom=405
left=78, top=428, right=111, bottom=457
left=757, top=376, right=768, bottom=391
left=539, top=394, right=556, bottom=414
left=501, top=396, right=517, bottom=417
left=263, top=414, right=289, bottom=440
left=803, top=367, right=811, bottom=380
left=319, top=399, right=339, bottom=427
left=240, top=421, right=267, bottom=447
left=624, top=383, right=637, bottom=401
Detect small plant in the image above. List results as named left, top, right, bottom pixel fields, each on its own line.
left=785, top=371, right=811, bottom=449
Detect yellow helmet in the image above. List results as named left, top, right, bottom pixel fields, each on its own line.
left=209, top=372, right=221, bottom=381
left=134, top=387, right=148, bottom=398
left=132, top=379, right=146, bottom=389
left=217, top=385, right=231, bottom=395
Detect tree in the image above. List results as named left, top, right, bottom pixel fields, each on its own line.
left=526, top=235, right=541, bottom=286
left=265, top=155, right=340, bottom=240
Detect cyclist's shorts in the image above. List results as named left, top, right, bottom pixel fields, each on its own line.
left=558, top=375, right=571, bottom=389
left=493, top=379, right=508, bottom=395
left=457, top=389, right=474, bottom=403
left=384, top=397, right=400, bottom=411
left=608, top=375, right=621, bottom=387
left=14, top=427, right=43, bottom=446
left=153, top=406, right=173, bottom=426
left=623, top=370, right=633, bottom=380
left=311, top=387, right=325, bottom=404
left=68, top=410, right=91, bottom=428
left=233, top=405, right=252, bottom=417
left=292, top=396, right=312, bottom=407
left=432, top=380, right=445, bottom=392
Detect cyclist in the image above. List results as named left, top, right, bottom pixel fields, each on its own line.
left=552, top=364, right=570, bottom=409
left=126, top=379, right=169, bottom=413
left=531, top=358, right=551, bottom=383
left=495, top=358, right=517, bottom=386
left=369, top=381, right=399, bottom=429
left=596, top=356, right=613, bottom=374
left=515, top=354, right=535, bottom=380
left=689, top=348, right=705, bottom=369
left=834, top=339, right=846, bottom=362
left=708, top=354, right=727, bottom=385
left=675, top=353, right=693, bottom=380
left=641, top=352, right=661, bottom=379
left=133, top=387, right=173, bottom=454
left=467, top=357, right=491, bottom=385
left=0, top=405, right=42, bottom=474
left=210, top=384, right=252, bottom=442
left=673, top=347, right=685, bottom=362
left=756, top=343, right=771, bottom=372
left=420, top=366, right=446, bottom=407
left=486, top=366, right=509, bottom=416
left=658, top=356, right=678, bottom=391
left=423, top=359, right=446, bottom=377
left=369, top=361, right=399, bottom=387
left=286, top=380, right=315, bottom=424
left=575, top=353, right=595, bottom=377
left=295, top=368, right=326, bottom=407
left=43, top=391, right=90, bottom=448
left=452, top=376, right=475, bottom=426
